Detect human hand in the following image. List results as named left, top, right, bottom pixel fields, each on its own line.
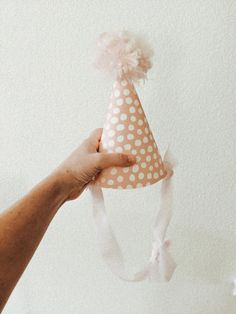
left=53, top=128, right=136, bottom=201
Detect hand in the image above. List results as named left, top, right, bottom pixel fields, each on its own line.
left=53, top=128, right=136, bottom=201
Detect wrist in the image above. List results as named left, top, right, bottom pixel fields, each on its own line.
left=50, top=168, right=84, bottom=202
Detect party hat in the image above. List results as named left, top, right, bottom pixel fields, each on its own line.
left=94, top=75, right=167, bottom=189
left=89, top=32, right=176, bottom=282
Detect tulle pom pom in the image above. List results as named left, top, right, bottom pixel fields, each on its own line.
left=95, top=31, right=153, bottom=82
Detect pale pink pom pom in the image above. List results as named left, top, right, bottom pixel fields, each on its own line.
left=95, top=31, right=153, bottom=82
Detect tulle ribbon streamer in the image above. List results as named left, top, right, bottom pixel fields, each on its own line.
left=88, top=149, right=176, bottom=282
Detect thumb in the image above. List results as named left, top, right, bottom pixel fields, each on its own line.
left=94, top=153, right=136, bottom=170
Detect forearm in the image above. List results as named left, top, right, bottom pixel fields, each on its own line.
left=0, top=128, right=135, bottom=312
left=0, top=171, right=70, bottom=311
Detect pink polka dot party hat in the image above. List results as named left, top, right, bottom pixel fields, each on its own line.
left=89, top=31, right=176, bottom=282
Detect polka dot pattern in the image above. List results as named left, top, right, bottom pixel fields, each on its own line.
left=94, top=77, right=167, bottom=189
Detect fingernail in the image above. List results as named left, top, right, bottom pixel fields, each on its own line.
left=127, top=154, right=136, bottom=163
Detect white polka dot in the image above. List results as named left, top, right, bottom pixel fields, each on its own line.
left=107, top=179, right=114, bottom=185
left=130, top=116, right=136, bottom=122
left=154, top=162, right=158, bottom=168
left=135, top=139, right=142, bottom=146
left=123, top=88, right=130, bottom=96
left=143, top=136, right=149, bottom=143
left=113, top=107, right=120, bottom=114
left=144, top=127, right=149, bottom=134
left=147, top=145, right=153, bottom=152
left=111, top=168, right=118, bottom=175
left=132, top=165, right=139, bottom=173
left=126, top=97, right=133, bottom=105
left=108, top=129, right=115, bottom=137
left=138, top=108, right=143, bottom=114
left=134, top=99, right=139, bottom=106
left=117, top=176, right=124, bottom=183
left=140, top=148, right=146, bottom=154
left=128, top=124, right=134, bottom=131
left=138, top=119, right=144, bottom=126
left=153, top=153, right=157, bottom=159
left=147, top=173, right=152, bottom=179
left=127, top=133, right=134, bottom=140
left=126, top=185, right=133, bottom=189
left=129, top=106, right=136, bottom=113
left=141, top=162, right=147, bottom=168
left=137, top=129, right=143, bottom=135
left=153, top=172, right=159, bottom=179
left=116, top=98, right=124, bottom=106
left=121, top=80, right=127, bottom=86
left=120, top=113, right=127, bottom=121
left=123, top=167, right=129, bottom=173
left=116, top=124, right=125, bottom=131
left=124, top=144, right=131, bottom=150
left=159, top=169, right=164, bottom=176
left=134, top=139, right=142, bottom=146
left=117, top=135, right=124, bottom=142
left=149, top=165, right=154, bottom=171
left=111, top=116, right=118, bottom=124
left=138, top=172, right=145, bottom=180
left=129, top=174, right=135, bottom=182
left=146, top=155, right=151, bottom=162
left=114, top=89, right=120, bottom=97
left=131, top=149, right=137, bottom=155
left=136, top=183, right=143, bottom=188
left=108, top=140, right=115, bottom=147
left=115, top=146, right=123, bottom=153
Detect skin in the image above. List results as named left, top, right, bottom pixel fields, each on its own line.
left=0, top=128, right=136, bottom=312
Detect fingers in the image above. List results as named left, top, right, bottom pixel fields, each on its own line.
left=85, top=128, right=103, bottom=152
left=89, top=128, right=103, bottom=145
left=94, top=153, right=136, bottom=170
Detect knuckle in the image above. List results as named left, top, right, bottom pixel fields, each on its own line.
left=95, top=127, right=102, bottom=133
left=91, top=128, right=102, bottom=138
left=119, top=153, right=128, bottom=163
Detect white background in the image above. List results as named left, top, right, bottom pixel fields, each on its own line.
left=1, top=1, right=236, bottom=313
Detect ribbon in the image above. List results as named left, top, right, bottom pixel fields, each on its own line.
left=88, top=149, right=176, bottom=282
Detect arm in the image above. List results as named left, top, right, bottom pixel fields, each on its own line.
left=0, top=128, right=136, bottom=312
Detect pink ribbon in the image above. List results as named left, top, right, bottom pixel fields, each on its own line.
left=88, top=149, right=176, bottom=282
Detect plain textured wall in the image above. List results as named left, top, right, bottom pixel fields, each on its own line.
left=1, top=1, right=236, bottom=313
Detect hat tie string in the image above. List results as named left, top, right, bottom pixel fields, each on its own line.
left=88, top=148, right=177, bottom=282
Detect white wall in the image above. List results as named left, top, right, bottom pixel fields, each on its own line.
left=1, top=1, right=236, bottom=313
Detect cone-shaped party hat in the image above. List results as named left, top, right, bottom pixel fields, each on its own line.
left=94, top=32, right=167, bottom=189
left=89, top=32, right=176, bottom=283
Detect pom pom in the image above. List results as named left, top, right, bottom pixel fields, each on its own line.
left=95, top=31, right=153, bottom=82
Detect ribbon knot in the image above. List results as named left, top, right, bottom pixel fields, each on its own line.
left=150, top=239, right=171, bottom=263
